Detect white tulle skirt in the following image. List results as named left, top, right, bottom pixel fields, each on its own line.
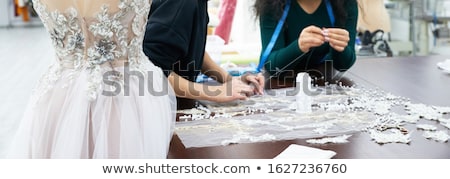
left=6, top=62, right=176, bottom=159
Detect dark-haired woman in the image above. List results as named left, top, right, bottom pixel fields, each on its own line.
left=254, top=0, right=358, bottom=87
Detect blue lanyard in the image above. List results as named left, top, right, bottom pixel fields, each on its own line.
left=256, top=0, right=335, bottom=73
left=256, top=0, right=291, bottom=73
left=320, top=0, right=335, bottom=62
left=325, top=0, right=335, bottom=27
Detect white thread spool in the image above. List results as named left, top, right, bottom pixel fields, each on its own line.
left=296, top=73, right=312, bottom=113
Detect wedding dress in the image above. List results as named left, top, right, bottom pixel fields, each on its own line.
left=7, top=0, right=176, bottom=158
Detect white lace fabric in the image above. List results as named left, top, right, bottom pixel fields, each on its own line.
left=7, top=0, right=177, bottom=159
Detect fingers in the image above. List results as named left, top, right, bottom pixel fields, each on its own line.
left=323, top=28, right=350, bottom=52
left=328, top=43, right=346, bottom=52
left=305, top=25, right=324, bottom=35
left=236, top=94, right=248, bottom=101
left=328, top=40, right=347, bottom=52
left=303, top=37, right=325, bottom=46
left=325, top=28, right=349, bottom=36
left=255, top=73, right=265, bottom=94
left=244, top=75, right=259, bottom=86
left=242, top=73, right=265, bottom=95
left=234, top=87, right=251, bottom=100
left=325, top=29, right=349, bottom=42
left=213, top=81, right=249, bottom=103
left=235, top=81, right=254, bottom=95
left=300, top=26, right=350, bottom=53
left=244, top=76, right=260, bottom=91
left=230, top=78, right=253, bottom=95
left=246, top=79, right=260, bottom=95
left=212, top=73, right=266, bottom=103
left=299, top=26, right=326, bottom=53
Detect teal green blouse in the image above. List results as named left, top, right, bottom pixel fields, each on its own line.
left=259, top=0, right=358, bottom=75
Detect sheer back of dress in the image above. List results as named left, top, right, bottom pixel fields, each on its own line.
left=33, top=0, right=151, bottom=68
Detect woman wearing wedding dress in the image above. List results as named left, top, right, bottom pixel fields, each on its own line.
left=7, top=0, right=176, bottom=159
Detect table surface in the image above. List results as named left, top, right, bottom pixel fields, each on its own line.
left=168, top=55, right=450, bottom=159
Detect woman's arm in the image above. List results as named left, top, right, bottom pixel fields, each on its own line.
left=201, top=52, right=232, bottom=83
left=201, top=52, right=265, bottom=95
left=168, top=72, right=254, bottom=103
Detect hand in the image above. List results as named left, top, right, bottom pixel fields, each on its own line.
left=322, top=28, right=350, bottom=52
left=208, top=78, right=254, bottom=103
left=298, top=25, right=325, bottom=53
left=241, top=73, right=265, bottom=95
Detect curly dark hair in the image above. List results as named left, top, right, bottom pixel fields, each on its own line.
left=253, top=0, right=357, bottom=27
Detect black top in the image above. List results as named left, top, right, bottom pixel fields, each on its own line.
left=143, top=0, right=209, bottom=82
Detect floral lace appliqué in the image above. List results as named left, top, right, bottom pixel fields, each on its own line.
left=31, top=0, right=152, bottom=101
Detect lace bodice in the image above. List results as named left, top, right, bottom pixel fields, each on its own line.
left=32, top=0, right=155, bottom=101
left=33, top=0, right=151, bottom=68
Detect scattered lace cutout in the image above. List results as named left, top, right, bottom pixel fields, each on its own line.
left=306, top=135, right=352, bottom=144
left=416, top=124, right=438, bottom=131
left=177, top=108, right=208, bottom=115
left=369, top=129, right=411, bottom=144
left=176, top=85, right=450, bottom=148
left=405, top=103, right=442, bottom=121
left=221, top=133, right=276, bottom=146
left=422, top=131, right=450, bottom=143
left=176, top=86, right=374, bottom=148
